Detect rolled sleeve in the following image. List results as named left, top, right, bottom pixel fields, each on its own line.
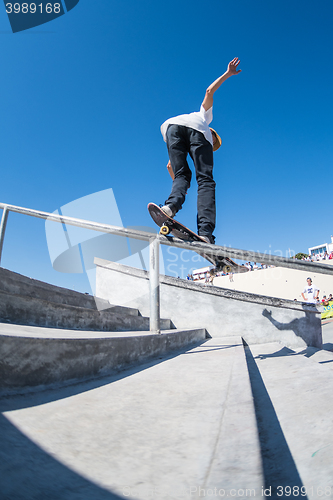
left=200, top=105, right=213, bottom=125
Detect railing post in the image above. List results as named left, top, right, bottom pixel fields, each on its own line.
left=149, top=236, right=160, bottom=333
left=0, top=205, right=9, bottom=265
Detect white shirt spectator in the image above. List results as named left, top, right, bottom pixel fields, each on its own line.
left=302, top=279, right=319, bottom=303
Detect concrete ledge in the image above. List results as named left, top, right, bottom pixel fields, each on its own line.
left=95, top=258, right=322, bottom=349
left=0, top=325, right=206, bottom=394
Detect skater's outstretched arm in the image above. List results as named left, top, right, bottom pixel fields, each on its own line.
left=202, top=57, right=241, bottom=111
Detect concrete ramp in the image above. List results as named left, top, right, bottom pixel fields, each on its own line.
left=0, top=337, right=264, bottom=499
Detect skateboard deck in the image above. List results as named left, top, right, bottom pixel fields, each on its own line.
left=148, top=203, right=248, bottom=274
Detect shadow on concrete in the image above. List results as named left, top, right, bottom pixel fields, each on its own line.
left=254, top=345, right=333, bottom=366
left=184, top=343, right=242, bottom=354
left=243, top=343, right=308, bottom=498
left=254, top=346, right=295, bottom=360
left=0, top=412, right=124, bottom=500
left=262, top=308, right=321, bottom=348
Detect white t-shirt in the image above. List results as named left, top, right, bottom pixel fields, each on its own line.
left=303, top=284, right=319, bottom=303
left=161, top=105, right=213, bottom=147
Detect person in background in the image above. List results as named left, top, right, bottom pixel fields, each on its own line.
left=301, top=278, right=320, bottom=304
left=321, top=295, right=329, bottom=306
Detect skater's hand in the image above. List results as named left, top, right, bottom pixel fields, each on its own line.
left=166, top=160, right=174, bottom=181
left=227, top=57, right=242, bottom=76
left=202, top=58, right=242, bottom=110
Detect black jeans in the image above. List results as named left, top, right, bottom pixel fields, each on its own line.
left=165, top=124, right=216, bottom=242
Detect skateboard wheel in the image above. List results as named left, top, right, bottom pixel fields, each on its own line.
left=160, top=225, right=170, bottom=235
left=223, top=265, right=232, bottom=274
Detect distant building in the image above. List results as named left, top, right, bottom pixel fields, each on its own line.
left=309, top=236, right=333, bottom=257
left=192, top=266, right=213, bottom=280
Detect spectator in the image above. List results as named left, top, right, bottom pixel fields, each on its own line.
left=308, top=251, right=333, bottom=261
left=321, top=295, right=329, bottom=306
left=301, top=278, right=320, bottom=304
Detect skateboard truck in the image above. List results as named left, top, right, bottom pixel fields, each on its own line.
left=160, top=224, right=170, bottom=236
left=221, top=264, right=232, bottom=274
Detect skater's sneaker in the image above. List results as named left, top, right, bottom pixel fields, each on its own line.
left=200, top=235, right=215, bottom=244
left=161, top=205, right=176, bottom=218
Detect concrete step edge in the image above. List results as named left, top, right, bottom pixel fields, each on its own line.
left=0, top=286, right=141, bottom=316
left=0, top=291, right=172, bottom=331
left=0, top=328, right=207, bottom=395
left=202, top=337, right=264, bottom=492
left=0, top=268, right=141, bottom=316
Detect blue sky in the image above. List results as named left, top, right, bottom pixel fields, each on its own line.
left=0, top=0, right=332, bottom=293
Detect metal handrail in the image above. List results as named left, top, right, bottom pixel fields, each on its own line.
left=0, top=202, right=163, bottom=333
left=1, top=202, right=333, bottom=273
left=1, top=202, right=333, bottom=332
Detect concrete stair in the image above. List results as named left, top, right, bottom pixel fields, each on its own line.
left=0, top=268, right=207, bottom=394
left=0, top=266, right=113, bottom=310
left=0, top=289, right=174, bottom=332
left=0, top=267, right=172, bottom=332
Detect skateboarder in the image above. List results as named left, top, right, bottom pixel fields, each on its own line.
left=160, top=57, right=242, bottom=244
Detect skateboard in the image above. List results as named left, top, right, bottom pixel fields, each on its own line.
left=148, top=203, right=248, bottom=275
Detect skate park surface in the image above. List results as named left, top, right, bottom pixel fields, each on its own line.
left=1, top=267, right=333, bottom=499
